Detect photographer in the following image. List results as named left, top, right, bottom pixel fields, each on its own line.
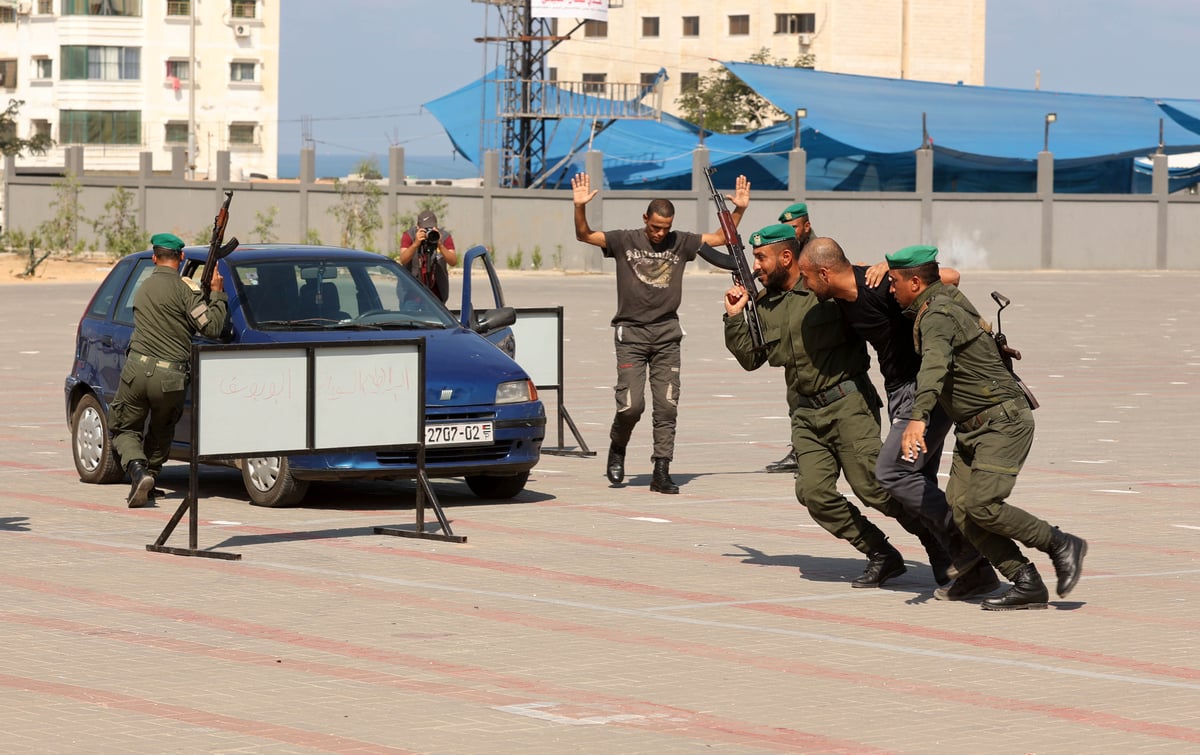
left=399, top=209, right=457, bottom=302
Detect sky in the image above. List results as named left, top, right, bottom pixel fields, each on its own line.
left=278, top=0, right=1200, bottom=159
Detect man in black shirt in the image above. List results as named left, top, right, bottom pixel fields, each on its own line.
left=796, top=237, right=1000, bottom=601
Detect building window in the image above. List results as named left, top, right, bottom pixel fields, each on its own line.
left=680, top=72, right=699, bottom=92
left=165, top=59, right=190, bottom=80
left=640, top=72, right=658, bottom=88
left=38, top=0, right=55, bottom=13
left=547, top=66, right=557, bottom=83
left=229, top=61, right=257, bottom=82
left=164, top=121, right=188, bottom=143
left=59, top=109, right=142, bottom=145
left=682, top=16, right=700, bottom=37
left=229, top=122, right=257, bottom=145
left=61, top=46, right=141, bottom=81
left=61, top=0, right=142, bottom=16
left=32, top=119, right=51, bottom=140
left=34, top=57, right=53, bottom=80
left=0, top=59, right=17, bottom=90
left=0, top=7, right=15, bottom=23
left=0, top=120, right=13, bottom=144
left=729, top=15, right=750, bottom=35
left=231, top=0, right=256, bottom=19
left=775, top=13, right=815, bottom=34
left=581, top=72, right=606, bottom=94
left=166, top=0, right=191, bottom=15
left=583, top=19, right=607, bottom=38
left=642, top=16, right=659, bottom=37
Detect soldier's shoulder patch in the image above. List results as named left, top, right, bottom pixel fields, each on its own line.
left=182, top=276, right=202, bottom=292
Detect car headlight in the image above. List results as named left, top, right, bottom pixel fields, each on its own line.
left=495, top=379, right=537, bottom=404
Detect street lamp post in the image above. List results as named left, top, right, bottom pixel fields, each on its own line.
left=793, top=107, right=807, bottom=150
left=1043, top=112, right=1057, bottom=152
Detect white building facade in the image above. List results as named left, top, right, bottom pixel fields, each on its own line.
left=544, top=0, right=986, bottom=120
left=0, top=0, right=279, bottom=179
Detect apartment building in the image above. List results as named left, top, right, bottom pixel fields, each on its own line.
left=544, top=0, right=986, bottom=121
left=0, top=0, right=279, bottom=179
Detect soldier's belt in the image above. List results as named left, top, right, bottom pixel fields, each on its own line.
left=958, top=397, right=1029, bottom=432
left=795, top=376, right=864, bottom=409
left=129, top=351, right=189, bottom=371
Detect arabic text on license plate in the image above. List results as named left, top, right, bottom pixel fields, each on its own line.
left=426, top=421, right=493, bottom=446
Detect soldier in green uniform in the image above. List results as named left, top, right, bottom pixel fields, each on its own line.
left=723, top=224, right=948, bottom=588
left=887, top=244, right=1088, bottom=610
left=109, top=233, right=229, bottom=507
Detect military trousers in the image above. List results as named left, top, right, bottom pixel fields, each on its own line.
left=110, top=356, right=188, bottom=475
left=945, top=405, right=1054, bottom=579
left=610, top=336, right=681, bottom=461
left=878, top=381, right=982, bottom=573
left=790, top=387, right=905, bottom=556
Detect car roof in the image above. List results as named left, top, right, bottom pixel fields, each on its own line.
left=171, top=244, right=393, bottom=265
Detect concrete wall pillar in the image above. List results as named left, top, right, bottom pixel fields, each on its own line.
left=387, top=146, right=405, bottom=256
left=171, top=146, right=187, bottom=179
left=584, top=150, right=605, bottom=273
left=138, top=152, right=153, bottom=235
left=1153, top=152, right=1169, bottom=269
left=299, top=147, right=315, bottom=242
left=788, top=148, right=807, bottom=197
left=1037, top=151, right=1054, bottom=267
left=916, top=148, right=934, bottom=244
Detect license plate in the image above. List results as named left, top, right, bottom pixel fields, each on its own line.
left=425, top=421, right=493, bottom=446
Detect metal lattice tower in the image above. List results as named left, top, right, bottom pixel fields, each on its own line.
left=474, top=0, right=663, bottom=188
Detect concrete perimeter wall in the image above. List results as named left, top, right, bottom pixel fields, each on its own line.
left=4, top=146, right=1200, bottom=270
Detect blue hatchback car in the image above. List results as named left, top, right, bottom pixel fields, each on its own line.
left=65, top=244, right=545, bottom=506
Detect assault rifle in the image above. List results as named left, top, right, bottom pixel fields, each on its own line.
left=201, top=190, right=239, bottom=301
left=990, top=291, right=1040, bottom=410
left=702, top=166, right=765, bottom=351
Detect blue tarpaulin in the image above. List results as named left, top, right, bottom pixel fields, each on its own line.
left=425, top=64, right=1200, bottom=193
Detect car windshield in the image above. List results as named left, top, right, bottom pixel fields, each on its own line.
left=231, top=258, right=457, bottom=330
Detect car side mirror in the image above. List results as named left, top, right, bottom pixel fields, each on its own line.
left=473, top=306, right=516, bottom=334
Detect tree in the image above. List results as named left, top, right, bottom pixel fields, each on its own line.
left=676, top=48, right=814, bottom=134
left=353, top=157, right=383, bottom=180
left=1, top=99, right=52, bottom=157
left=91, top=186, right=149, bottom=259
left=38, top=173, right=86, bottom=256
left=328, top=177, right=383, bottom=251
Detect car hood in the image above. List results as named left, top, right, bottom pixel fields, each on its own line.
left=232, top=326, right=531, bottom=407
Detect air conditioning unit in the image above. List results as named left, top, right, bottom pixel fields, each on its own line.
left=233, top=23, right=251, bottom=38
left=16, top=2, right=32, bottom=15
left=798, top=33, right=813, bottom=47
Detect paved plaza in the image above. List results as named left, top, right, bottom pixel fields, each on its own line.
left=2, top=269, right=1199, bottom=753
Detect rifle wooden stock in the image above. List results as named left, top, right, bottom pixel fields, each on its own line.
left=703, top=166, right=765, bottom=351
left=201, top=190, right=239, bottom=301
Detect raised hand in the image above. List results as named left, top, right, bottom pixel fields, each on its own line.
left=572, top=172, right=598, bottom=206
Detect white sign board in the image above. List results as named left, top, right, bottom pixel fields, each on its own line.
left=197, top=348, right=308, bottom=456
left=313, top=344, right=422, bottom=449
left=510, top=309, right=561, bottom=389
left=532, top=0, right=607, bottom=22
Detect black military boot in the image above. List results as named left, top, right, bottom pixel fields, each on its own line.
left=1045, top=527, right=1088, bottom=598
left=605, top=444, right=626, bottom=485
left=852, top=543, right=906, bottom=588
left=649, top=458, right=679, bottom=494
left=126, top=460, right=154, bottom=508
left=981, top=563, right=1049, bottom=611
left=935, top=559, right=1001, bottom=601
left=764, top=446, right=798, bottom=474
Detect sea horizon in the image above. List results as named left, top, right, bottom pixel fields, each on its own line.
left=277, top=152, right=482, bottom=181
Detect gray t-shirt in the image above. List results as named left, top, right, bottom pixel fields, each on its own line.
left=603, top=228, right=701, bottom=330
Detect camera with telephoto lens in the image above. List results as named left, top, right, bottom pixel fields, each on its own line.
left=422, top=226, right=440, bottom=245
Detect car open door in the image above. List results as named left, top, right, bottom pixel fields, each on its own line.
left=457, top=245, right=516, bottom=357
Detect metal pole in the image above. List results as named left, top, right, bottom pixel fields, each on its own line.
left=187, top=1, right=196, bottom=180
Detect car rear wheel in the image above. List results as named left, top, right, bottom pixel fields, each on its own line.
left=242, top=456, right=309, bottom=507
left=71, top=393, right=124, bottom=484
left=464, top=471, right=529, bottom=500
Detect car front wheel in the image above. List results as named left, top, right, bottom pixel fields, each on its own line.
left=241, top=456, right=310, bottom=507
left=71, top=393, right=124, bottom=484
left=464, top=471, right=529, bottom=500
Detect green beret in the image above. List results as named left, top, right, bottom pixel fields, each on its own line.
left=886, top=244, right=939, bottom=269
left=778, top=202, right=809, bottom=222
left=150, top=232, right=185, bottom=252
left=748, top=223, right=797, bottom=248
